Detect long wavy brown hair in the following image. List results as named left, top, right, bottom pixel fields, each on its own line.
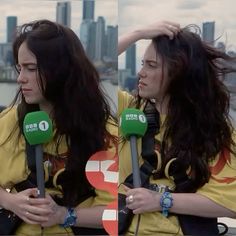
left=135, top=25, right=236, bottom=192
left=8, top=20, right=117, bottom=206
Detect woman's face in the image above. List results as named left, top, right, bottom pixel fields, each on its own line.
left=138, top=42, right=169, bottom=101
left=17, top=42, right=47, bottom=105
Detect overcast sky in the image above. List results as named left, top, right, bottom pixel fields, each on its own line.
left=1, top=0, right=236, bottom=73
left=0, top=0, right=117, bottom=43
left=119, top=0, right=236, bottom=71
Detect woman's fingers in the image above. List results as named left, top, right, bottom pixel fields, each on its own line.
left=28, top=197, right=50, bottom=206
left=163, top=21, right=181, bottom=29
left=27, top=204, right=53, bottom=215
left=162, top=22, right=180, bottom=39
left=21, top=188, right=39, bottom=198
left=162, top=28, right=175, bottom=39
left=14, top=189, right=53, bottom=223
left=21, top=203, right=53, bottom=224
left=125, top=188, right=161, bottom=214
left=153, top=21, right=180, bottom=39
left=23, top=211, right=49, bottom=224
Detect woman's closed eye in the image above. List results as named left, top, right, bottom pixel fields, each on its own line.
left=27, top=66, right=37, bottom=72
left=16, top=64, right=38, bottom=73
left=141, top=60, right=159, bottom=68
left=147, top=62, right=158, bottom=68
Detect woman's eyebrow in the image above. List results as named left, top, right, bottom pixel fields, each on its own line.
left=143, top=59, right=158, bottom=64
left=18, top=62, right=37, bottom=66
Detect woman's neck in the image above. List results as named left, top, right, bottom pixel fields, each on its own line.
left=155, top=96, right=169, bottom=115
left=39, top=102, right=53, bottom=119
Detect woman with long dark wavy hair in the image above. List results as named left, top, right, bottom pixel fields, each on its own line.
left=0, top=20, right=117, bottom=235
left=118, top=21, right=236, bottom=235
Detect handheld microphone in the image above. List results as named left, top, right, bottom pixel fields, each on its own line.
left=23, top=111, right=53, bottom=198
left=120, top=108, right=147, bottom=187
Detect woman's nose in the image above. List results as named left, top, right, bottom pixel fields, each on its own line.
left=17, top=71, right=27, bottom=84
left=138, top=67, right=146, bottom=78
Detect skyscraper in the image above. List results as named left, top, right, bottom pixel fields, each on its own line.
left=80, top=0, right=95, bottom=58
left=0, top=43, right=13, bottom=66
left=126, top=44, right=136, bottom=75
left=7, top=16, right=17, bottom=43
left=83, top=0, right=95, bottom=21
left=95, top=16, right=105, bottom=61
left=106, top=25, right=118, bottom=61
left=56, top=1, right=71, bottom=27
left=202, top=21, right=215, bottom=45
left=87, top=22, right=97, bottom=60
left=80, top=21, right=91, bottom=51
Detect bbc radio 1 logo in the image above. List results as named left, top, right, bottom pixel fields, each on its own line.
left=25, top=121, right=49, bottom=132
left=125, top=113, right=146, bottom=123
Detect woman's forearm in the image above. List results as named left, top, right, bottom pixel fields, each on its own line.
left=74, top=205, right=106, bottom=228
left=118, top=30, right=142, bottom=55
left=170, top=193, right=236, bottom=218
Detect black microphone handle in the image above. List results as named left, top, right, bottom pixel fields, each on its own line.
left=35, top=145, right=45, bottom=198
left=130, top=136, right=141, bottom=188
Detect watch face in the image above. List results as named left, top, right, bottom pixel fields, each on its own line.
left=160, top=192, right=173, bottom=217
left=65, top=209, right=77, bottom=227
left=163, top=198, right=171, bottom=206
left=67, top=216, right=76, bottom=226
left=60, top=208, right=77, bottom=228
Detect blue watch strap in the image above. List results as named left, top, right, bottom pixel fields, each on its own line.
left=60, top=207, right=77, bottom=228
left=160, top=191, right=173, bottom=217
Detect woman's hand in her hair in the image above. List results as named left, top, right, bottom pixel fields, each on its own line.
left=137, top=21, right=180, bottom=40
left=124, top=186, right=161, bottom=214
left=5, top=188, right=52, bottom=225
left=118, top=20, right=180, bottom=55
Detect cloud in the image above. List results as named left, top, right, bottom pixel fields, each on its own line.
left=176, top=0, right=206, bottom=9
left=0, top=0, right=117, bottom=43
left=119, top=0, right=236, bottom=72
left=0, top=0, right=56, bottom=42
left=97, top=0, right=117, bottom=26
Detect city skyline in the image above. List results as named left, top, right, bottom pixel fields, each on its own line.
left=80, top=2, right=117, bottom=62
left=0, top=0, right=117, bottom=83
left=119, top=0, right=236, bottom=71
left=56, top=1, right=71, bottom=27
left=0, top=0, right=117, bottom=43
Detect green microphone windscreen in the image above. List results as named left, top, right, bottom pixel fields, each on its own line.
left=120, top=108, right=147, bottom=139
left=23, top=111, right=53, bottom=145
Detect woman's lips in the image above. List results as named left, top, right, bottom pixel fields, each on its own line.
left=22, top=88, right=32, bottom=94
left=22, top=88, right=32, bottom=91
left=138, top=81, right=147, bottom=88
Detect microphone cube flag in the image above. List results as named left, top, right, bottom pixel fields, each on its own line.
left=23, top=111, right=53, bottom=145
left=120, top=108, right=147, bottom=139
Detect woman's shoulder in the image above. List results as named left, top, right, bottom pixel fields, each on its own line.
left=0, top=106, right=18, bottom=125
left=0, top=106, right=19, bottom=141
left=0, top=106, right=18, bottom=120
left=118, top=89, right=135, bottom=114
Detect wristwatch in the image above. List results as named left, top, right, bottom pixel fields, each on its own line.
left=160, top=191, right=173, bottom=217
left=60, top=207, right=77, bottom=228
